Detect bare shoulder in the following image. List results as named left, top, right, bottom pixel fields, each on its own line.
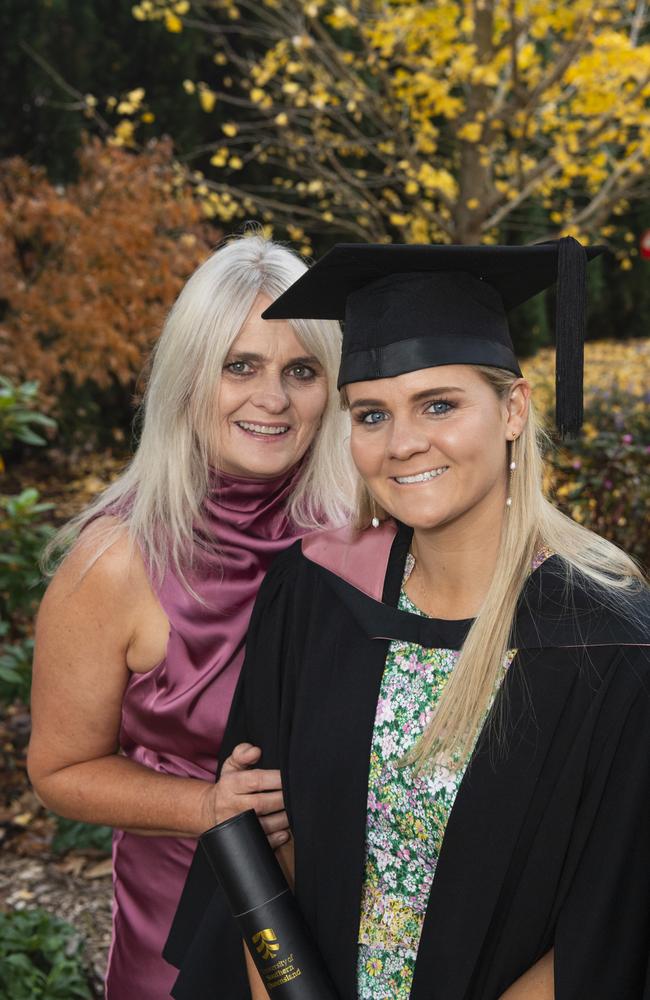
left=38, top=515, right=169, bottom=673
left=45, top=515, right=149, bottom=608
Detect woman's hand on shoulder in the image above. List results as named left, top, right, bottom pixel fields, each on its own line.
left=202, top=743, right=290, bottom=850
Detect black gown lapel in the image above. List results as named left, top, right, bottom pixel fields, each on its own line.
left=409, top=648, right=580, bottom=1000
left=292, top=525, right=411, bottom=998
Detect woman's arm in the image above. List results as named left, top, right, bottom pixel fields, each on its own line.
left=498, top=949, right=554, bottom=1000
left=27, top=525, right=288, bottom=844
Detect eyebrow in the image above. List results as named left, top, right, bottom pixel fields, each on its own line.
left=225, top=351, right=322, bottom=367
left=348, top=386, right=466, bottom=409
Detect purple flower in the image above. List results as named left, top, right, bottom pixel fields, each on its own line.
left=622, top=433, right=633, bottom=444
left=604, top=479, right=613, bottom=489
left=572, top=459, right=582, bottom=470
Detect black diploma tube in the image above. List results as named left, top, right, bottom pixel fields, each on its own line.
left=200, top=810, right=339, bottom=998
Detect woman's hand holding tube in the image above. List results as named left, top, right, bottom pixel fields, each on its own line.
left=202, top=743, right=290, bottom=849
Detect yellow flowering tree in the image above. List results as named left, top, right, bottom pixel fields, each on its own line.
left=129, top=0, right=650, bottom=256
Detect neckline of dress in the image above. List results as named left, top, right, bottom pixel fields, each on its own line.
left=401, top=547, right=555, bottom=623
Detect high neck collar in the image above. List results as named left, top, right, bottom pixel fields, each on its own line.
left=207, top=463, right=303, bottom=515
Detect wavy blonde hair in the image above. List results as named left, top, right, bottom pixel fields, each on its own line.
left=45, top=233, right=356, bottom=582
left=348, top=365, right=646, bottom=769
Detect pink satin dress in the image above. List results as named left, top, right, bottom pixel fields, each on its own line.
left=105, top=469, right=305, bottom=999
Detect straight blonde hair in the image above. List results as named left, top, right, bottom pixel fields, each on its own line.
left=45, top=233, right=356, bottom=582
left=349, top=365, right=646, bottom=770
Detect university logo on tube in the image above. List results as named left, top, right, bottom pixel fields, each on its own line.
left=252, top=928, right=280, bottom=960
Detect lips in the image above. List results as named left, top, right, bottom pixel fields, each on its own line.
left=236, top=421, right=290, bottom=436
left=393, top=466, right=449, bottom=484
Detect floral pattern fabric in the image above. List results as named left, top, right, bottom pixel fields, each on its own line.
left=356, top=553, right=526, bottom=999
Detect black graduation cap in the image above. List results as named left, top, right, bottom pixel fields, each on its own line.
left=263, top=238, right=604, bottom=437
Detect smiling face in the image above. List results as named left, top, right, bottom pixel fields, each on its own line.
left=216, top=293, right=328, bottom=480
left=347, top=364, right=529, bottom=533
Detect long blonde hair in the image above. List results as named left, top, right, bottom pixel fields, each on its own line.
left=45, top=233, right=356, bottom=582
left=350, top=365, right=646, bottom=769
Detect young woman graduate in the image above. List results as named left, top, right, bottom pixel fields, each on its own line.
left=165, top=239, right=650, bottom=1000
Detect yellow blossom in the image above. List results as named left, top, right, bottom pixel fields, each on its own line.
left=199, top=88, right=217, bottom=112
left=112, top=120, right=135, bottom=146
left=458, top=121, right=482, bottom=142
left=327, top=5, right=357, bottom=30
left=164, top=11, right=183, bottom=32
left=222, top=122, right=239, bottom=137
left=210, top=148, right=228, bottom=167
left=417, top=164, right=457, bottom=200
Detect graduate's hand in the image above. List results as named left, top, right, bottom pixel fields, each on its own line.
left=203, top=743, right=290, bottom=849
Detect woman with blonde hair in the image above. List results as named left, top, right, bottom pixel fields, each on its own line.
left=168, top=240, right=650, bottom=1000
left=27, top=233, right=355, bottom=999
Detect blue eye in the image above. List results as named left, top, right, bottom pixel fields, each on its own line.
left=427, top=400, right=453, bottom=415
left=225, top=361, right=252, bottom=375
left=287, top=365, right=316, bottom=380
left=361, top=410, right=387, bottom=425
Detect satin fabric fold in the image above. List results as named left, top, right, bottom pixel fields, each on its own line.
left=107, top=464, right=307, bottom=999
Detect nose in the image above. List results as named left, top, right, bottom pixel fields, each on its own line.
left=250, top=371, right=291, bottom=414
left=387, top=418, right=430, bottom=461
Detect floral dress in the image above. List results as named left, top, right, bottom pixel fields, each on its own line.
left=356, top=554, right=527, bottom=999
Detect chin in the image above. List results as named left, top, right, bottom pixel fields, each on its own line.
left=248, top=458, right=295, bottom=478
left=381, top=499, right=458, bottom=532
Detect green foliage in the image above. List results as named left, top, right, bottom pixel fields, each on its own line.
left=550, top=386, right=650, bottom=567
left=0, top=908, right=92, bottom=1000
left=0, top=377, right=55, bottom=703
left=0, top=377, right=56, bottom=459
left=51, top=817, right=113, bottom=857
left=528, top=339, right=649, bottom=568
left=0, top=629, right=34, bottom=704
left=0, top=489, right=54, bottom=624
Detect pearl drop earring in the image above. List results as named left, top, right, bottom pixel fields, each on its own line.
left=506, top=436, right=517, bottom=508
left=370, top=496, right=380, bottom=528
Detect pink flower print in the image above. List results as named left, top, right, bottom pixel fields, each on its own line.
left=375, top=697, right=395, bottom=725
left=402, top=652, right=420, bottom=674
left=380, top=731, right=398, bottom=757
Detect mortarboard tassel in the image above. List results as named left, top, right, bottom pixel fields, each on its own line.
left=555, top=235, right=587, bottom=439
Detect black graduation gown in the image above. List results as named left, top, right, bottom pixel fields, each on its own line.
left=165, top=522, right=650, bottom=1000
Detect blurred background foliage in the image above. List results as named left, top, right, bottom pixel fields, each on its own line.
left=0, top=5, right=647, bottom=970
left=0, top=907, right=92, bottom=999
